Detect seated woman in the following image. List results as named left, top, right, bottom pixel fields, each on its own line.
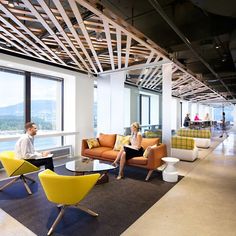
left=112, top=122, right=144, bottom=180
left=194, top=113, right=200, bottom=121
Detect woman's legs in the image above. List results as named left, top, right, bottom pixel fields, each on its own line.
left=113, top=149, right=124, bottom=165
left=117, top=152, right=126, bottom=179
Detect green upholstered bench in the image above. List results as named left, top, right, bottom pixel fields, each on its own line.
left=171, top=136, right=198, bottom=161
left=176, top=129, right=211, bottom=148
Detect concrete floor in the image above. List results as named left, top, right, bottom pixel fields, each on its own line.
left=0, top=132, right=235, bottom=236
left=122, top=133, right=236, bottom=236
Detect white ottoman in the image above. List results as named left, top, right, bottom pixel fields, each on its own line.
left=162, top=157, right=180, bottom=182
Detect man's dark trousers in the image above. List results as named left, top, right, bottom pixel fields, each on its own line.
left=26, top=157, right=54, bottom=171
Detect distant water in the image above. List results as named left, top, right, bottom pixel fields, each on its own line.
left=0, top=137, right=61, bottom=152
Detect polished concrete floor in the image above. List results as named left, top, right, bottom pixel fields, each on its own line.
left=122, top=132, right=236, bottom=236
left=0, top=132, right=235, bottom=236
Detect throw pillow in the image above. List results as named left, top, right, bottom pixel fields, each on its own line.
left=87, top=138, right=100, bottom=149
left=113, top=135, right=130, bottom=151
left=143, top=144, right=157, bottom=158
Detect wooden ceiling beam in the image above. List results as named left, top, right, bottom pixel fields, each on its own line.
left=0, top=3, right=63, bottom=64
left=0, top=15, right=45, bottom=60
left=22, top=0, right=82, bottom=69
left=0, top=29, right=31, bottom=56
left=37, top=0, right=89, bottom=71
left=103, top=19, right=115, bottom=70
left=68, top=0, right=103, bottom=72
left=52, top=0, right=97, bottom=73
left=124, top=35, right=131, bottom=68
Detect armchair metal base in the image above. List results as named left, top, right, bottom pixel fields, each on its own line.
left=47, top=204, right=98, bottom=236
left=0, top=174, right=35, bottom=195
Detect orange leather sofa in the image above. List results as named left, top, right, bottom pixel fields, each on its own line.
left=81, top=133, right=167, bottom=181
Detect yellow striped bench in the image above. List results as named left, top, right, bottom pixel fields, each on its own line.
left=176, top=129, right=211, bottom=148
left=177, top=129, right=211, bottom=139
left=171, top=136, right=198, bottom=161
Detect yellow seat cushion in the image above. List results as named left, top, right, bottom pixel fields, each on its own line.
left=172, top=136, right=195, bottom=150
left=113, top=135, right=130, bottom=151
left=87, top=138, right=100, bottom=149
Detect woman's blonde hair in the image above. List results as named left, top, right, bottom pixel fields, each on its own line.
left=131, top=122, right=140, bottom=130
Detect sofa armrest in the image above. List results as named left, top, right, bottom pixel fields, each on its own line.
left=146, top=143, right=167, bottom=170
left=81, top=139, right=89, bottom=156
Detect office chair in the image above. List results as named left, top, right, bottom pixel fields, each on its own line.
left=38, top=169, right=100, bottom=235
left=0, top=151, right=39, bottom=195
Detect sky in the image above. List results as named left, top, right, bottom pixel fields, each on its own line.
left=0, top=72, right=60, bottom=107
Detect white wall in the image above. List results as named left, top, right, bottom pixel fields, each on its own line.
left=0, top=53, right=93, bottom=155
left=124, top=88, right=131, bottom=127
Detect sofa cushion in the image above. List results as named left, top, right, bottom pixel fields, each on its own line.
left=172, top=136, right=195, bottom=150
left=87, top=138, right=100, bottom=149
left=177, top=129, right=211, bottom=138
left=127, top=157, right=148, bottom=165
left=113, top=135, right=130, bottom=151
left=101, top=150, right=118, bottom=159
left=98, top=133, right=117, bottom=148
left=141, top=138, right=159, bottom=150
left=143, top=144, right=157, bottom=158
left=83, top=147, right=111, bottom=157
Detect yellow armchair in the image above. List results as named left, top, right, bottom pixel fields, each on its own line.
left=38, top=169, right=100, bottom=235
left=0, top=151, right=39, bottom=195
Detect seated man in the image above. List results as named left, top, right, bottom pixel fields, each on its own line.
left=15, top=122, right=54, bottom=171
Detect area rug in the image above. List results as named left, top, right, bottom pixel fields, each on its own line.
left=0, top=165, right=182, bottom=236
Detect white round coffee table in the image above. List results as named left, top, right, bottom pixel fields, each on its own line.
left=162, top=157, right=180, bottom=182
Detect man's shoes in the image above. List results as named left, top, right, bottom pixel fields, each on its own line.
left=219, top=135, right=223, bottom=138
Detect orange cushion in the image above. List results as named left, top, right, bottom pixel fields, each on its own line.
left=141, top=138, right=159, bottom=149
left=83, top=147, right=111, bottom=157
left=127, top=157, right=148, bottom=165
left=98, top=133, right=116, bottom=148
left=101, top=150, right=119, bottom=159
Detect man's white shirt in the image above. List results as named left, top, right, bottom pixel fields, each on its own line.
left=15, top=133, right=42, bottom=159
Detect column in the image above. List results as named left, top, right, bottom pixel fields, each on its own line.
left=162, top=62, right=173, bottom=155
left=232, top=104, right=236, bottom=131
left=176, top=98, right=181, bottom=130
left=97, top=71, right=126, bottom=134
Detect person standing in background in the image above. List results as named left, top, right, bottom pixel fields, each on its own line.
left=219, top=112, right=229, bottom=138
left=204, top=113, right=210, bottom=121
left=183, top=113, right=191, bottom=127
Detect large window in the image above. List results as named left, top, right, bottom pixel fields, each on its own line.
left=140, top=94, right=150, bottom=125
left=31, top=74, right=63, bottom=149
left=0, top=67, right=63, bottom=152
left=0, top=68, right=25, bottom=152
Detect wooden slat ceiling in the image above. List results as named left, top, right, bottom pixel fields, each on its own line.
left=0, top=0, right=227, bottom=103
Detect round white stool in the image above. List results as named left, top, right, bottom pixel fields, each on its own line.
left=162, top=157, right=180, bottom=182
